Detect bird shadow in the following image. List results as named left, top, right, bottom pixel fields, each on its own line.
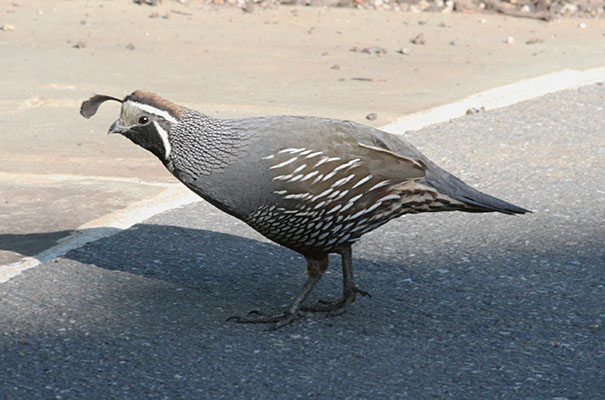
left=1, top=217, right=603, bottom=335
left=0, top=224, right=412, bottom=325
left=0, top=230, right=78, bottom=258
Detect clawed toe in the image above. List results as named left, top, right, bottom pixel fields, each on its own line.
left=301, top=297, right=350, bottom=313
left=301, top=286, right=371, bottom=313
left=354, top=287, right=372, bottom=298
left=227, top=309, right=302, bottom=329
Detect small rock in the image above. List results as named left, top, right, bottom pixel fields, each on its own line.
left=352, top=77, right=386, bottom=82
left=330, top=64, right=340, bottom=70
left=361, top=46, right=387, bottom=56
left=526, top=37, right=543, bottom=45
left=410, top=33, right=426, bottom=45
left=1, top=24, right=16, bottom=31
left=126, top=43, right=136, bottom=50
left=396, top=47, right=411, bottom=55
left=466, top=107, right=481, bottom=115
left=449, top=40, right=458, bottom=46
left=505, top=36, right=514, bottom=45
left=241, top=2, right=255, bottom=13
left=416, top=0, right=431, bottom=11
left=72, top=41, right=86, bottom=49
left=442, top=0, right=454, bottom=13
left=366, top=113, right=377, bottom=121
left=560, top=3, right=578, bottom=15
left=454, top=0, right=476, bottom=12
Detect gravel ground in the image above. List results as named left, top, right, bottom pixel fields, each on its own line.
left=142, top=0, right=605, bottom=19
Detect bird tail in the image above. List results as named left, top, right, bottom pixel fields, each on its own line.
left=425, top=168, right=531, bottom=215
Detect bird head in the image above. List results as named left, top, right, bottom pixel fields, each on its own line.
left=80, top=90, right=184, bottom=161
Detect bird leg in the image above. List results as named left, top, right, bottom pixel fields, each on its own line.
left=227, top=255, right=328, bottom=330
left=301, top=245, right=370, bottom=314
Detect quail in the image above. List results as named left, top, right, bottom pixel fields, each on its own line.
left=81, top=91, right=530, bottom=329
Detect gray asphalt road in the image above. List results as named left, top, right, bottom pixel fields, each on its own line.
left=1, top=84, right=603, bottom=399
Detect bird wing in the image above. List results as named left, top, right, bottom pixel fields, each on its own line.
left=249, top=117, right=428, bottom=220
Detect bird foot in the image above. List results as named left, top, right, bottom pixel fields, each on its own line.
left=227, top=309, right=302, bottom=330
left=301, top=287, right=371, bottom=314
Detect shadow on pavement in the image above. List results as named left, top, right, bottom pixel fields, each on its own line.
left=1, top=221, right=602, bottom=399
left=0, top=230, right=76, bottom=258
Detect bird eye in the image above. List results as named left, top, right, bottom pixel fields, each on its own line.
left=138, top=116, right=149, bottom=125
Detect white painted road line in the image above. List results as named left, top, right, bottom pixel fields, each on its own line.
left=1, top=66, right=604, bottom=283
left=382, top=66, right=605, bottom=134
left=0, top=171, right=176, bottom=187
left=0, top=186, right=200, bottom=283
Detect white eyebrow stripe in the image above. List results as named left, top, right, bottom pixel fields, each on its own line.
left=126, top=101, right=178, bottom=124
left=153, top=121, right=171, bottom=159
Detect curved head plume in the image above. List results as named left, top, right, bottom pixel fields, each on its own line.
left=80, top=94, right=123, bottom=119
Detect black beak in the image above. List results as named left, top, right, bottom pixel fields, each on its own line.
left=108, top=119, right=127, bottom=135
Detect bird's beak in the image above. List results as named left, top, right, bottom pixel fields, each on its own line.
left=108, top=119, right=126, bottom=135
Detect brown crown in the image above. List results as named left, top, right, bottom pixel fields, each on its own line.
left=124, top=90, right=185, bottom=120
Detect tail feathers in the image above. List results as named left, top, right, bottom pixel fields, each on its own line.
left=455, top=191, right=531, bottom=215
left=427, top=168, right=531, bottom=215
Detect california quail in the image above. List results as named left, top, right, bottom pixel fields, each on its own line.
left=81, top=91, right=530, bottom=329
